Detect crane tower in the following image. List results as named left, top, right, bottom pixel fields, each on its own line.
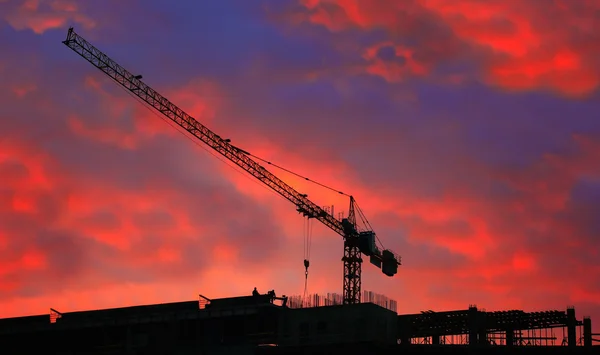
left=62, top=27, right=401, bottom=304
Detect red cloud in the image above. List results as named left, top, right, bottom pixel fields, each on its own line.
left=0, top=130, right=299, bottom=309
left=2, top=0, right=95, bottom=34
left=295, top=0, right=600, bottom=96
left=0, top=82, right=292, bottom=314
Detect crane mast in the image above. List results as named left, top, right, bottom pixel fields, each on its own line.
left=62, top=27, right=400, bottom=305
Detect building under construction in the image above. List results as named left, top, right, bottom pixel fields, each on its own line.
left=0, top=290, right=597, bottom=354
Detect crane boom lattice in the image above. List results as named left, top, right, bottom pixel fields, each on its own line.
left=62, top=27, right=401, bottom=305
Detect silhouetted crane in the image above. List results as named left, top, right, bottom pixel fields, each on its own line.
left=62, top=27, right=401, bottom=304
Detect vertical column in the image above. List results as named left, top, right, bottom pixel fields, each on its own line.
left=566, top=307, right=576, bottom=347
left=478, top=312, right=487, bottom=345
left=468, top=306, right=478, bottom=346
left=506, top=328, right=514, bottom=347
left=397, top=317, right=410, bottom=345
left=583, top=317, right=592, bottom=347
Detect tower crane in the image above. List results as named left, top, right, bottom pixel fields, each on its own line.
left=62, top=27, right=401, bottom=305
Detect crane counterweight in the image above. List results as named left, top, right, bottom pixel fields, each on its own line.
left=62, top=27, right=401, bottom=305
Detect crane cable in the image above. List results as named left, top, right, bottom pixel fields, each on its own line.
left=248, top=153, right=350, bottom=197
left=302, top=216, right=313, bottom=307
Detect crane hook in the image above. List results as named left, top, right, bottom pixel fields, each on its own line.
left=304, top=259, right=310, bottom=277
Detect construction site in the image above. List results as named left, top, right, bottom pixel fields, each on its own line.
left=2, top=27, right=598, bottom=354
left=0, top=290, right=597, bottom=354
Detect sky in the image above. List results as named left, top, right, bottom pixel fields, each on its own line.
left=0, top=0, right=599, bottom=334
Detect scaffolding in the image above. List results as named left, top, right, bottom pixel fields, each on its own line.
left=398, top=306, right=595, bottom=347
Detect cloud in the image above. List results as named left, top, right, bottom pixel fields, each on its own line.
left=1, top=0, right=96, bottom=34
left=290, top=0, right=600, bottom=97
left=0, top=119, right=289, bottom=301
left=0, top=42, right=289, bottom=308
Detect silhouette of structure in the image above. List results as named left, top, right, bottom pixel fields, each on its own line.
left=0, top=291, right=597, bottom=354
left=61, top=26, right=400, bottom=305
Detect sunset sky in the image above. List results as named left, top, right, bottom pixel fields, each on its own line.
left=1, top=0, right=599, bottom=332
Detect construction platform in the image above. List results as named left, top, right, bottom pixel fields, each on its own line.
left=0, top=291, right=597, bottom=354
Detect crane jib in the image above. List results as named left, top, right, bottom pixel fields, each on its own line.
left=62, top=27, right=400, bottom=305
left=63, top=29, right=340, bottom=234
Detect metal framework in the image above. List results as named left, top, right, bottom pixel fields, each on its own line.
left=397, top=306, right=593, bottom=347
left=62, top=27, right=400, bottom=305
